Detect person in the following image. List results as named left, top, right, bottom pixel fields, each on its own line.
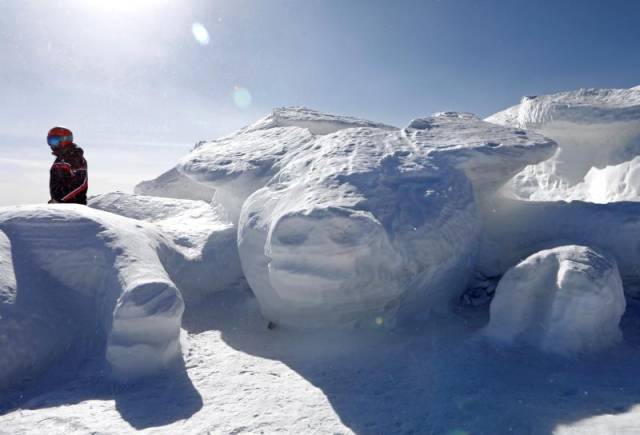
left=47, top=126, right=88, bottom=205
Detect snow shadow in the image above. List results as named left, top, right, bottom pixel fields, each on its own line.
left=184, top=289, right=640, bottom=435
left=0, top=244, right=203, bottom=430
left=0, top=356, right=203, bottom=430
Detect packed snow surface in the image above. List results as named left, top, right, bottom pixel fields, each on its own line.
left=485, top=245, right=625, bottom=354
left=486, top=86, right=640, bottom=202
left=0, top=205, right=185, bottom=388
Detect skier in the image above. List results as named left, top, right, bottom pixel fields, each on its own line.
left=47, top=126, right=88, bottom=205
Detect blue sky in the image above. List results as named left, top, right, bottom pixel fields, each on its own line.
left=1, top=0, right=639, bottom=204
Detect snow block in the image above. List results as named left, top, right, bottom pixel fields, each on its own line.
left=177, top=107, right=397, bottom=222
left=485, top=245, right=626, bottom=354
left=486, top=86, right=640, bottom=202
left=0, top=206, right=184, bottom=385
left=89, top=192, right=244, bottom=306
left=220, top=110, right=554, bottom=328
left=477, top=198, right=640, bottom=298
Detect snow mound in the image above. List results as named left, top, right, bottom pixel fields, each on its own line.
left=89, top=192, right=245, bottom=306
left=0, top=205, right=184, bottom=387
left=229, top=110, right=555, bottom=327
left=178, top=107, right=398, bottom=222
left=486, top=86, right=640, bottom=203
left=135, top=167, right=215, bottom=203
left=239, top=106, right=397, bottom=135
left=485, top=245, right=625, bottom=354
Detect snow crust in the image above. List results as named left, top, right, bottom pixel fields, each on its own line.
left=0, top=205, right=185, bottom=387
left=486, top=87, right=640, bottom=202
left=173, top=108, right=555, bottom=327
left=485, top=245, right=625, bottom=354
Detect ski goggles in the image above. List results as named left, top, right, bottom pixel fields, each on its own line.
left=47, top=135, right=72, bottom=148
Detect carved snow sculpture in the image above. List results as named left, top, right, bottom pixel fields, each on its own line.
left=485, top=245, right=626, bottom=354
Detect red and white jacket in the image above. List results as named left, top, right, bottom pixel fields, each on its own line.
left=50, top=144, right=88, bottom=205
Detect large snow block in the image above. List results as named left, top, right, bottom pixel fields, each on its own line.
left=89, top=192, right=245, bottom=306
left=0, top=206, right=185, bottom=385
left=486, top=86, right=640, bottom=202
left=232, top=111, right=555, bottom=328
left=485, top=246, right=626, bottom=354
left=477, top=198, right=640, bottom=297
left=177, top=107, right=397, bottom=222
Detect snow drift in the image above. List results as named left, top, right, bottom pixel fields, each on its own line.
left=486, top=86, right=640, bottom=202
left=485, top=245, right=625, bottom=354
left=174, top=108, right=555, bottom=327
left=0, top=205, right=185, bottom=389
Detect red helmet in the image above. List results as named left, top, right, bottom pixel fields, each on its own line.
left=47, top=126, right=74, bottom=150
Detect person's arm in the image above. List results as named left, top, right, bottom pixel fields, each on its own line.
left=60, top=156, right=88, bottom=203
left=49, top=161, right=72, bottom=203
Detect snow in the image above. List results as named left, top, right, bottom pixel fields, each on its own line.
left=177, top=107, right=396, bottom=222
left=229, top=111, right=554, bottom=327
left=3, top=103, right=640, bottom=433
left=0, top=230, right=15, bottom=304
left=0, top=205, right=184, bottom=386
left=486, top=86, right=640, bottom=202
left=4, top=288, right=640, bottom=434
left=477, top=198, right=640, bottom=298
left=89, top=192, right=245, bottom=307
left=485, top=245, right=625, bottom=354
left=134, top=167, right=215, bottom=203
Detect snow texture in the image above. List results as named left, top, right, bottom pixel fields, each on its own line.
left=177, top=108, right=554, bottom=327
left=177, top=107, right=397, bottom=222
left=477, top=198, right=640, bottom=298
left=486, top=86, right=640, bottom=202
left=135, top=167, right=215, bottom=203
left=89, top=192, right=245, bottom=307
left=485, top=245, right=625, bottom=354
left=0, top=205, right=184, bottom=388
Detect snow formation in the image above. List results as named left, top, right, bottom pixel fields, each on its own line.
left=176, top=108, right=555, bottom=327
left=135, top=167, right=215, bottom=203
left=0, top=205, right=185, bottom=388
left=89, top=192, right=245, bottom=306
left=486, top=86, right=640, bottom=202
left=477, top=198, right=640, bottom=298
left=485, top=245, right=625, bottom=354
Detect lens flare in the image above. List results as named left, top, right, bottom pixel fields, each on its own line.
left=191, top=22, right=210, bottom=45
left=232, top=86, right=252, bottom=109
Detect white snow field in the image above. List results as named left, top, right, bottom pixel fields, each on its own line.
left=3, top=100, right=640, bottom=434
left=485, top=245, right=626, bottom=354
left=486, top=86, right=640, bottom=202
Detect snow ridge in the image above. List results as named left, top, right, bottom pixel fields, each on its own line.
left=486, top=86, right=640, bottom=203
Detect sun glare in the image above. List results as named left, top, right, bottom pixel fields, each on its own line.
left=77, top=0, right=165, bottom=14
